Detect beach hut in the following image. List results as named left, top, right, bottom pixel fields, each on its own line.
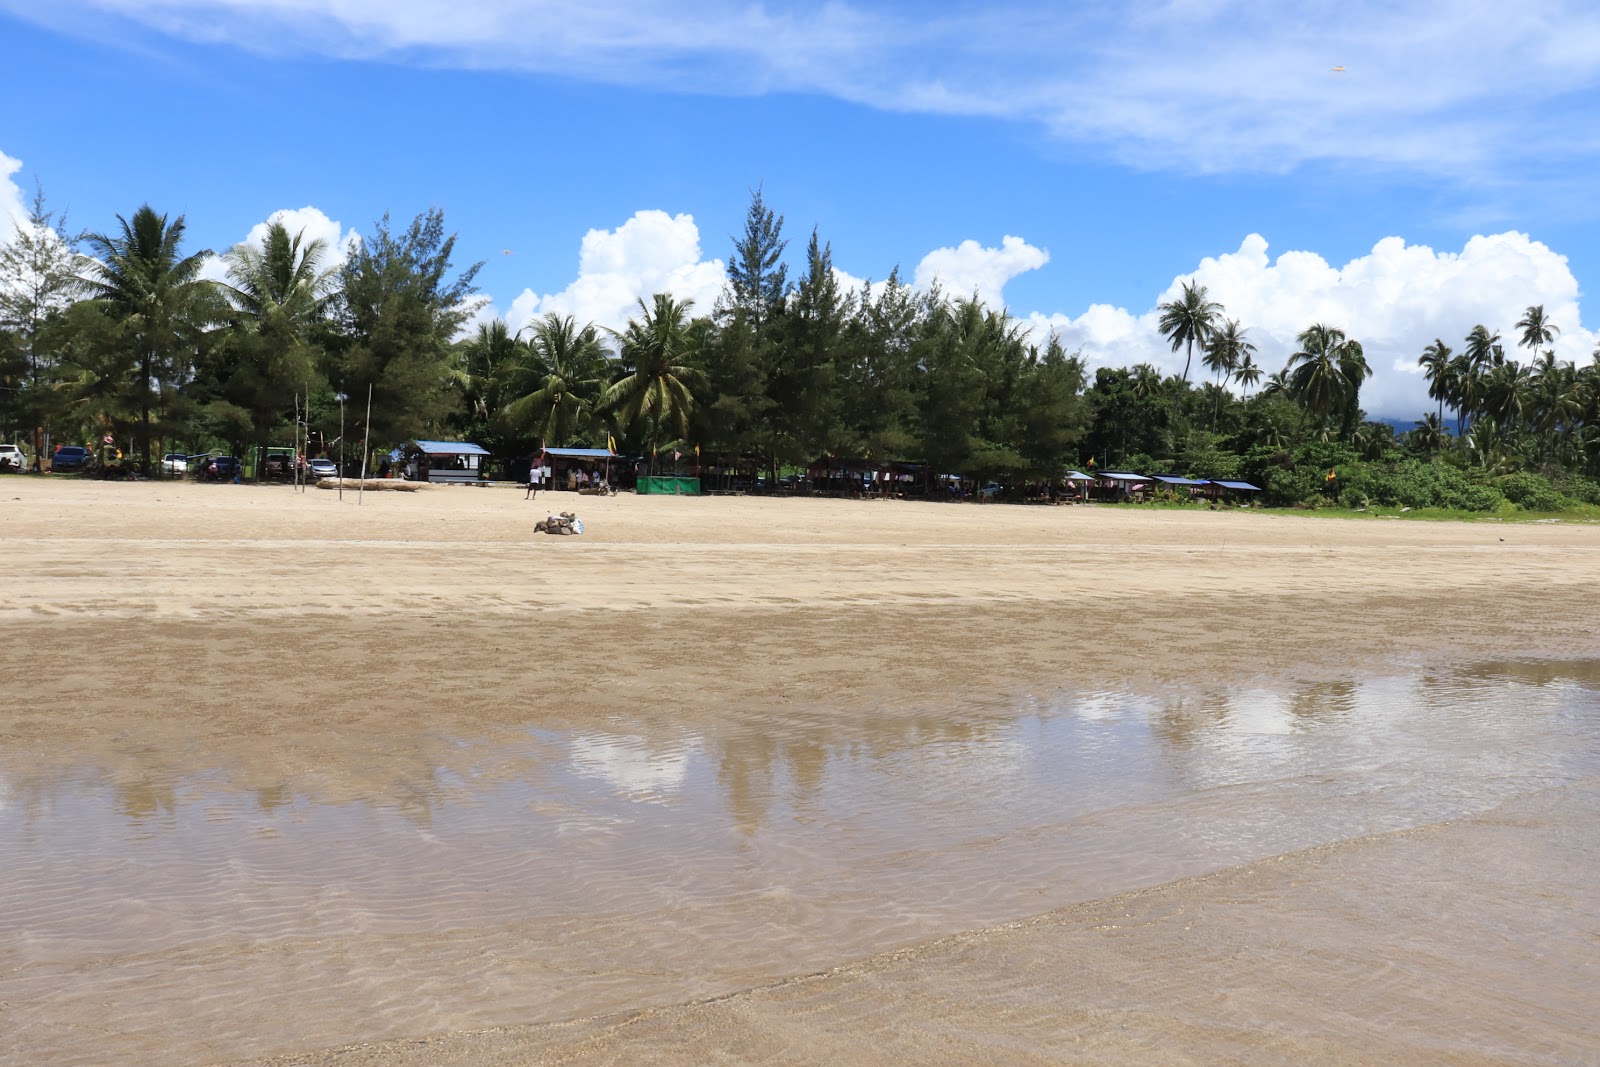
left=1149, top=474, right=1210, bottom=500
left=543, top=446, right=618, bottom=491
left=1096, top=471, right=1148, bottom=502
left=1206, top=479, right=1263, bottom=504
left=403, top=440, right=491, bottom=484
left=1063, top=470, right=1095, bottom=503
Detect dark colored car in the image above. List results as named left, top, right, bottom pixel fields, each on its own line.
left=50, top=446, right=94, bottom=474
left=196, top=455, right=241, bottom=482
left=261, top=452, right=302, bottom=481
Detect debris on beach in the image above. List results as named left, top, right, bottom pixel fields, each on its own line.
left=315, top=478, right=429, bottom=491
left=536, top=511, right=583, bottom=535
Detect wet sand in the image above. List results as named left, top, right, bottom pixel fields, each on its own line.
left=3, top=479, right=1599, bottom=1065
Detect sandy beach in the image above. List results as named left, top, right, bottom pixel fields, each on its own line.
left=3, top=479, right=1598, bottom=1065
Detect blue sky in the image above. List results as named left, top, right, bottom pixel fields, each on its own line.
left=3, top=0, right=1599, bottom=416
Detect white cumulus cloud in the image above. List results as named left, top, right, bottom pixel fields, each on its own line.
left=1026, top=231, right=1598, bottom=417
left=0, top=149, right=27, bottom=243
left=913, top=235, right=1049, bottom=309
left=501, top=210, right=726, bottom=336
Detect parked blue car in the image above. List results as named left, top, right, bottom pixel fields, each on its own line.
left=50, top=446, right=94, bottom=474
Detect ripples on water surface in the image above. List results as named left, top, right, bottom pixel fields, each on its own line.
left=2, top=660, right=1597, bottom=1065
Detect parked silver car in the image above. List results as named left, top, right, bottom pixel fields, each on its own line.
left=0, top=443, right=28, bottom=472
left=161, top=452, right=189, bottom=475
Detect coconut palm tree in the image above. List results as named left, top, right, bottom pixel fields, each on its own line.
left=1202, top=318, right=1254, bottom=428
left=1130, top=362, right=1163, bottom=401
left=1335, top=338, right=1372, bottom=438
left=1285, top=323, right=1349, bottom=429
left=1418, top=339, right=1454, bottom=426
left=214, top=222, right=337, bottom=476
left=1515, top=304, right=1559, bottom=363
left=505, top=313, right=609, bottom=446
left=1156, top=281, right=1221, bottom=441
left=456, top=318, right=527, bottom=426
left=1481, top=360, right=1531, bottom=430
left=82, top=205, right=219, bottom=468
left=1528, top=351, right=1579, bottom=466
left=218, top=221, right=336, bottom=334
left=1411, top=413, right=1446, bottom=455
left=1233, top=352, right=1263, bottom=397
left=602, top=294, right=707, bottom=464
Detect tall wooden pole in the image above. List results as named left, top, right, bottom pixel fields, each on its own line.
left=338, top=392, right=345, bottom=503
left=358, top=383, right=372, bottom=504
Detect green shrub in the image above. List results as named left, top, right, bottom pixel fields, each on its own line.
left=1498, top=471, right=1565, bottom=512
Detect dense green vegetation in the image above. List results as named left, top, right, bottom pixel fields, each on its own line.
left=3, top=187, right=1599, bottom=513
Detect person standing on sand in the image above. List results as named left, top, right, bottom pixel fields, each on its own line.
left=525, top=461, right=541, bottom=500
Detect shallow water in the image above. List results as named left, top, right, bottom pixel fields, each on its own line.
left=2, top=659, right=1598, bottom=1065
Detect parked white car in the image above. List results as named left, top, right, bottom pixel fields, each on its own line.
left=0, top=443, right=28, bottom=471
left=162, top=452, right=189, bottom=474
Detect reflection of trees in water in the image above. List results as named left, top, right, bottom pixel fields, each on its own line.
left=1150, top=693, right=1231, bottom=748
left=117, top=772, right=179, bottom=821
left=1287, top=680, right=1357, bottom=722
left=1440, top=659, right=1600, bottom=692
left=714, top=713, right=1004, bottom=835
left=1152, top=679, right=1360, bottom=750
left=0, top=727, right=568, bottom=831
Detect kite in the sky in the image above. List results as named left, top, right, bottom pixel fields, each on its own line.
left=501, top=249, right=513, bottom=255
left=1330, top=66, right=1346, bottom=73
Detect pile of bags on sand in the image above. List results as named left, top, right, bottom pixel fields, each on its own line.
left=536, top=511, right=584, bottom=535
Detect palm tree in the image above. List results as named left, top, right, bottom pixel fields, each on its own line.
left=83, top=205, right=219, bottom=468
left=1285, top=323, right=1349, bottom=429
left=1411, top=413, right=1446, bottom=455
left=602, top=294, right=707, bottom=465
left=1130, top=362, right=1163, bottom=401
left=1515, top=304, right=1559, bottom=363
left=1352, top=420, right=1393, bottom=461
left=1202, top=318, right=1254, bottom=428
left=456, top=318, right=528, bottom=427
left=1335, top=338, right=1372, bottom=438
left=219, top=221, right=336, bottom=334
left=1481, top=360, right=1531, bottom=430
left=1156, top=281, right=1222, bottom=441
left=216, top=221, right=337, bottom=474
left=1528, top=351, right=1579, bottom=466
left=505, top=313, right=609, bottom=446
left=1451, top=325, right=1503, bottom=435
left=1418, top=339, right=1454, bottom=426
left=1233, top=352, right=1263, bottom=398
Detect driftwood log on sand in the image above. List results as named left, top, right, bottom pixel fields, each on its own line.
left=315, top=478, right=429, bottom=491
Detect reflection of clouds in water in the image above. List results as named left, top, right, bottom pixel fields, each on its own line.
left=1224, top=689, right=1295, bottom=736
left=1346, top=675, right=1417, bottom=726
left=568, top=734, right=696, bottom=797
left=1064, top=692, right=1156, bottom=722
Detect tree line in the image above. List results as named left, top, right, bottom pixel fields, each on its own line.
left=3, top=184, right=1599, bottom=510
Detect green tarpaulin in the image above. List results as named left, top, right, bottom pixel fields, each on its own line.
left=637, top=476, right=701, bottom=495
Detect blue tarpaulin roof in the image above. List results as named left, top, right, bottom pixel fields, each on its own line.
left=544, top=447, right=616, bottom=458
left=1151, top=475, right=1208, bottom=485
left=1210, top=480, right=1262, bottom=491
left=1065, top=470, right=1094, bottom=480
left=411, top=440, right=490, bottom=456
left=1098, top=471, right=1147, bottom=481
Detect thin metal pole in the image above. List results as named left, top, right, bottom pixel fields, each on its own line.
left=359, top=383, right=372, bottom=504
left=338, top=392, right=345, bottom=503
